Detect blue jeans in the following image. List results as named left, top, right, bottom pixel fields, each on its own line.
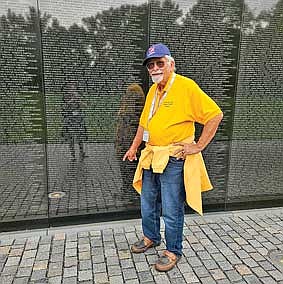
left=141, top=157, right=186, bottom=256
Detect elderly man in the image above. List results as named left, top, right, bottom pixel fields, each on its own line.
left=123, top=43, right=223, bottom=271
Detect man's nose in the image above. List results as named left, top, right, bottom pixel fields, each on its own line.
left=152, top=63, right=159, bottom=71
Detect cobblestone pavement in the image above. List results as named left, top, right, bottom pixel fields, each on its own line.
left=0, top=207, right=282, bottom=284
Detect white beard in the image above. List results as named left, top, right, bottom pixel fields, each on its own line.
left=151, top=74, right=163, bottom=84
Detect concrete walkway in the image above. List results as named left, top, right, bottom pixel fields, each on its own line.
left=0, top=207, right=282, bottom=284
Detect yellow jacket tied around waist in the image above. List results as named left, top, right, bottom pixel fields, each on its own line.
left=133, top=136, right=212, bottom=216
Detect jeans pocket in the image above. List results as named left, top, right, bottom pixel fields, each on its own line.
left=162, top=157, right=184, bottom=184
left=168, top=156, right=184, bottom=166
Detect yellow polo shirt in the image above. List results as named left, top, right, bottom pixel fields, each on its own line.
left=139, top=73, right=222, bottom=145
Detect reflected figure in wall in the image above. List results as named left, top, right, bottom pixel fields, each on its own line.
left=115, top=84, right=145, bottom=192
left=62, top=83, right=88, bottom=161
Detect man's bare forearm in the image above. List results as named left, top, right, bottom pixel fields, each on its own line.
left=130, top=125, right=144, bottom=150
left=196, top=113, right=223, bottom=151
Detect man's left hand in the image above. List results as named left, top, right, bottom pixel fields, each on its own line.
left=173, top=142, right=202, bottom=159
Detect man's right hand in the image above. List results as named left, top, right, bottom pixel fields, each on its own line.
left=123, top=146, right=137, bottom=162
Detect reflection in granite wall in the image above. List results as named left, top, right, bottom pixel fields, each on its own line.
left=0, top=1, right=47, bottom=222
left=227, top=140, right=283, bottom=202
left=38, top=0, right=149, bottom=217
left=227, top=0, right=283, bottom=203
left=0, top=0, right=282, bottom=225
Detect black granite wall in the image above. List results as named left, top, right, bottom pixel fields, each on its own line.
left=0, top=0, right=282, bottom=227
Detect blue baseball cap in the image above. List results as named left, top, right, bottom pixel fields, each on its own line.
left=143, top=43, right=171, bottom=65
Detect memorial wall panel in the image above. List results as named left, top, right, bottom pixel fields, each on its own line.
left=39, top=0, right=149, bottom=217
left=0, top=1, right=48, bottom=223
left=150, top=0, right=242, bottom=205
left=0, top=0, right=282, bottom=228
left=227, top=0, right=283, bottom=203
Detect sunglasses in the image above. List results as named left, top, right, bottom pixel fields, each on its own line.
left=146, top=60, right=166, bottom=70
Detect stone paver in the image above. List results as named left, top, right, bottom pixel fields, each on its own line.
left=0, top=207, right=282, bottom=283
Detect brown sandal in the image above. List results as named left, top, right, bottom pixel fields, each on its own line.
left=155, top=250, right=181, bottom=272
left=131, top=236, right=160, bottom=253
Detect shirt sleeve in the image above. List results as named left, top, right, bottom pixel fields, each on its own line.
left=187, top=80, right=222, bottom=125
left=139, top=86, right=155, bottom=129
left=139, top=105, right=147, bottom=129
